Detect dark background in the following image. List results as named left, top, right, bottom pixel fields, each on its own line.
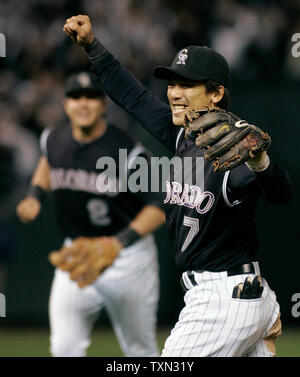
left=0, top=0, right=299, bottom=330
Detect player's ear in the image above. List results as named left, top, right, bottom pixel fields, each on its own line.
left=211, top=85, right=225, bottom=105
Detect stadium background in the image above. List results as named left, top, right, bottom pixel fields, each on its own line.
left=0, top=0, right=299, bottom=356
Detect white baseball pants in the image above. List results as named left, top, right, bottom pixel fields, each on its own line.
left=162, top=265, right=281, bottom=357
left=49, top=235, right=159, bottom=357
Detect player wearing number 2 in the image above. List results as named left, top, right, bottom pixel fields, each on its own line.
left=16, top=72, right=165, bottom=357
left=62, top=15, right=293, bottom=357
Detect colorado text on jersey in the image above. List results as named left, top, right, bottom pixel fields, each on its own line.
left=164, top=180, right=215, bottom=215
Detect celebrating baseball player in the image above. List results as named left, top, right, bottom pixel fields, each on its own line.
left=62, top=16, right=293, bottom=357
left=16, top=71, right=166, bottom=357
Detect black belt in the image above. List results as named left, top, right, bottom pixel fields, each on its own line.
left=180, top=263, right=256, bottom=292
left=226, top=262, right=256, bottom=277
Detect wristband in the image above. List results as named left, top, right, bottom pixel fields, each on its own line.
left=246, top=154, right=270, bottom=172
left=27, top=185, right=47, bottom=203
left=115, top=227, right=141, bottom=248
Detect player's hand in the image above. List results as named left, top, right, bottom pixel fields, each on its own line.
left=16, top=197, right=41, bottom=223
left=232, top=275, right=264, bottom=299
left=49, top=236, right=123, bottom=288
left=63, top=15, right=94, bottom=47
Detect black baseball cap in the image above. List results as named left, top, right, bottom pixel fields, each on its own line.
left=64, top=71, right=105, bottom=97
left=154, top=46, right=230, bottom=88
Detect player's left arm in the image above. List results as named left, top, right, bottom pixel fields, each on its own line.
left=184, top=110, right=293, bottom=204
left=126, top=204, right=166, bottom=236
left=227, top=152, right=293, bottom=204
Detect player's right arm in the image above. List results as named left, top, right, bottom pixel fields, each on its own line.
left=63, top=15, right=178, bottom=152
left=16, top=156, right=51, bottom=223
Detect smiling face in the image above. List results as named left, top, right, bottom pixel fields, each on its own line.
left=167, top=74, right=224, bottom=126
left=63, top=91, right=108, bottom=130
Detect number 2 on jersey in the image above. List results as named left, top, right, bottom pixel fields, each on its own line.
left=181, top=216, right=199, bottom=252
left=86, top=199, right=111, bottom=226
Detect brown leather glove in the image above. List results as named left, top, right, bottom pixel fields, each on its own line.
left=49, top=236, right=123, bottom=288
left=184, top=109, right=271, bottom=172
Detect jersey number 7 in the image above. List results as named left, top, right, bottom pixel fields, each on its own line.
left=181, top=216, right=199, bottom=252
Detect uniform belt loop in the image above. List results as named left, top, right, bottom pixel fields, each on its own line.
left=187, top=271, right=197, bottom=287
left=180, top=271, right=197, bottom=292
left=252, top=261, right=261, bottom=275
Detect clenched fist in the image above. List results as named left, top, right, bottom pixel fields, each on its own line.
left=63, top=15, right=94, bottom=47
left=17, top=197, right=41, bottom=223
left=49, top=236, right=123, bottom=288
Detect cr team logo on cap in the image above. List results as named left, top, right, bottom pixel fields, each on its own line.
left=78, top=72, right=92, bottom=87
left=176, top=49, right=188, bottom=65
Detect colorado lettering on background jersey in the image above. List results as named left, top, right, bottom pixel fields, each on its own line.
left=50, top=168, right=119, bottom=197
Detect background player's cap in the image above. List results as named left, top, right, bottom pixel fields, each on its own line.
left=64, top=71, right=105, bottom=97
left=154, top=46, right=230, bottom=87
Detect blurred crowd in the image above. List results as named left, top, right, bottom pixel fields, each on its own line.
left=0, top=0, right=299, bottom=214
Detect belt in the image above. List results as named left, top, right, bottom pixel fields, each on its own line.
left=180, top=262, right=257, bottom=292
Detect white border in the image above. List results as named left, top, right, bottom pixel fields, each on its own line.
left=175, top=127, right=185, bottom=150
left=222, top=171, right=242, bottom=208
left=39, top=127, right=51, bottom=158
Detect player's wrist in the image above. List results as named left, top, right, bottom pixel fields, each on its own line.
left=246, top=152, right=270, bottom=172
left=27, top=185, right=47, bottom=203
left=84, top=37, right=110, bottom=63
left=114, top=227, right=141, bottom=249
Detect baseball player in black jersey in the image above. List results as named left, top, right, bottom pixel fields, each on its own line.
left=62, top=16, right=293, bottom=357
left=17, top=71, right=165, bottom=357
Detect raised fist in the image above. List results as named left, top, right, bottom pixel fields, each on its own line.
left=63, top=15, right=94, bottom=47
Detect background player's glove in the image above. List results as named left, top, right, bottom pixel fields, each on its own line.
left=48, top=236, right=123, bottom=288
left=232, top=275, right=264, bottom=299
left=184, top=109, right=271, bottom=172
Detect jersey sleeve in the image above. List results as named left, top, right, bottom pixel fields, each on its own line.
left=226, top=160, right=293, bottom=205
left=39, top=127, right=52, bottom=159
left=84, top=38, right=178, bottom=153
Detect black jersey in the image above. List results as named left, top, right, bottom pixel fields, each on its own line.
left=41, top=123, right=161, bottom=239
left=164, top=129, right=259, bottom=272
left=85, top=39, right=293, bottom=272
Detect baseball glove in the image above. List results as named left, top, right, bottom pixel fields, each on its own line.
left=48, top=236, right=122, bottom=288
left=184, top=109, right=271, bottom=172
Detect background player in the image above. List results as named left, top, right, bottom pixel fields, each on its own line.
left=61, top=15, right=293, bottom=357
left=16, top=71, right=165, bottom=357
